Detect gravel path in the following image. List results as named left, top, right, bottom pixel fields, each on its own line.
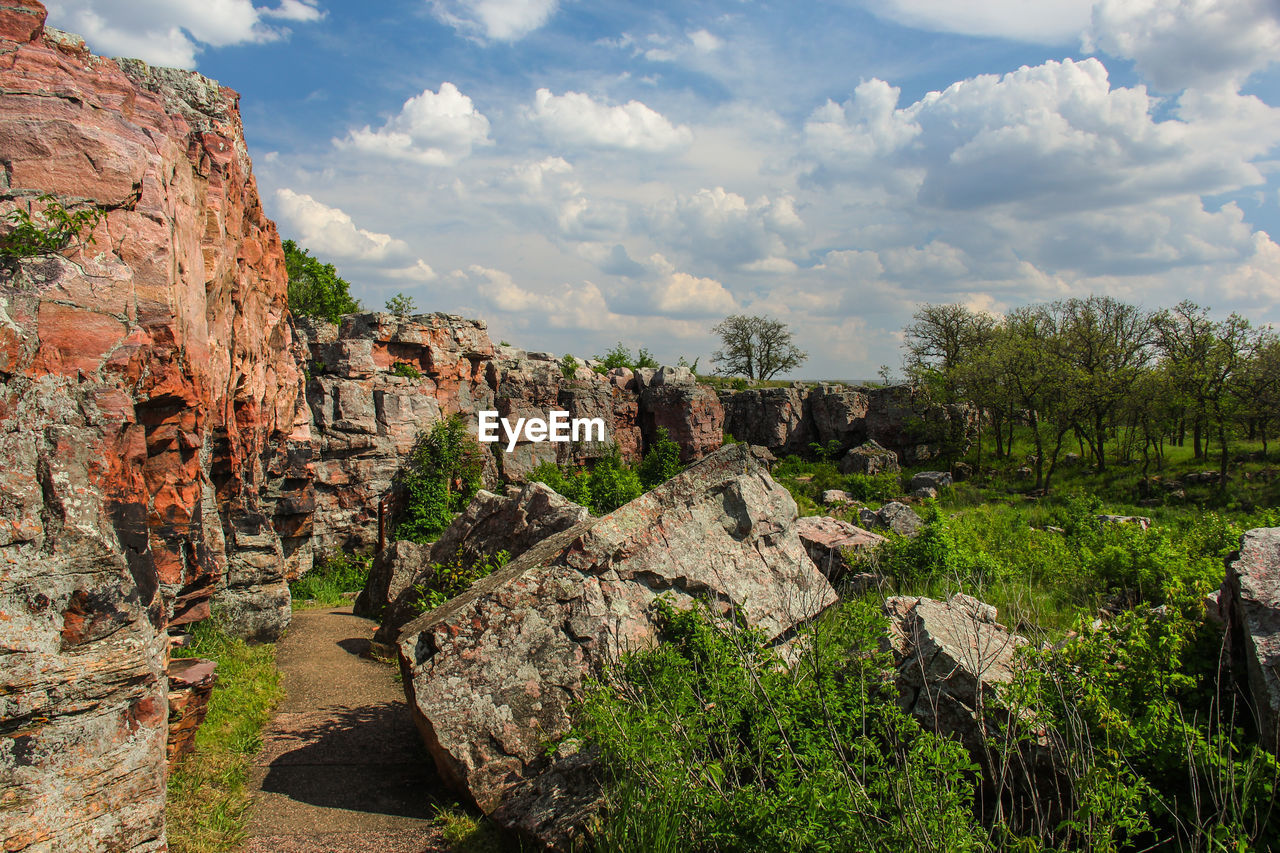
left=241, top=607, right=448, bottom=853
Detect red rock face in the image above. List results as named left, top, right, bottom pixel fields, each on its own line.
left=0, top=7, right=312, bottom=851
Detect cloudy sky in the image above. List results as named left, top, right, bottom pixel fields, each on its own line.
left=44, top=0, right=1280, bottom=378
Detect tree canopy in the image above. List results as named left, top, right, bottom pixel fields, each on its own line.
left=710, top=314, right=808, bottom=381
left=283, top=239, right=361, bottom=323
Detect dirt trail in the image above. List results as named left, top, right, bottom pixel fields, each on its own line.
left=242, top=607, right=448, bottom=853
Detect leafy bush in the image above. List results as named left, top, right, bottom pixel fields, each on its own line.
left=635, top=347, right=659, bottom=369
left=638, top=427, right=683, bottom=490
left=845, top=472, right=902, bottom=502
left=598, top=342, right=636, bottom=370
left=561, top=353, right=580, bottom=379
left=408, top=548, right=510, bottom=615
left=395, top=415, right=485, bottom=542
left=1, top=193, right=103, bottom=260
left=385, top=291, right=417, bottom=318
left=585, top=445, right=642, bottom=514
left=575, top=599, right=984, bottom=852
left=530, top=461, right=594, bottom=509
left=283, top=238, right=361, bottom=322
left=390, top=361, right=422, bottom=379
left=288, top=552, right=371, bottom=609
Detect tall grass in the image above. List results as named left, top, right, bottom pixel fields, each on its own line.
left=165, top=618, right=282, bottom=853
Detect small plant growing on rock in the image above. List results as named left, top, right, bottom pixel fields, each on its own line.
left=560, top=353, right=579, bottom=379
left=1, top=193, right=103, bottom=261
left=408, top=548, right=510, bottom=615
left=394, top=415, right=485, bottom=542
left=390, top=361, right=422, bottom=380
left=634, top=347, right=659, bottom=369
left=385, top=291, right=417, bottom=319
left=638, top=427, right=683, bottom=491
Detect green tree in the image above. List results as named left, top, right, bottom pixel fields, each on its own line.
left=710, top=314, right=807, bottom=381
left=587, top=445, right=642, bottom=514
left=597, top=342, right=635, bottom=370
left=394, top=415, right=485, bottom=542
left=283, top=239, right=361, bottom=322
left=634, top=347, right=659, bottom=369
left=385, top=292, right=417, bottom=319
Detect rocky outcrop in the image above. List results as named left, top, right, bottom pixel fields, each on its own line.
left=165, top=657, right=216, bottom=765
left=397, top=443, right=837, bottom=825
left=795, top=515, right=886, bottom=581
left=368, top=482, right=590, bottom=644
left=0, top=8, right=311, bottom=850
left=722, top=382, right=975, bottom=464
left=1225, top=528, right=1280, bottom=754
left=302, top=315, right=722, bottom=552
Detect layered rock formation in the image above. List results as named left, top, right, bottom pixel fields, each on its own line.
left=1224, top=528, right=1280, bottom=754
left=722, top=382, right=975, bottom=464
left=397, top=443, right=838, bottom=831
left=301, top=314, right=724, bottom=552
left=0, top=6, right=311, bottom=849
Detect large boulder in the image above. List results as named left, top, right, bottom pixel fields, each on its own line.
left=371, top=483, right=590, bottom=644
left=397, top=443, right=837, bottom=824
left=1225, top=528, right=1280, bottom=754
left=795, top=516, right=887, bottom=581
left=839, top=440, right=901, bottom=477
left=353, top=539, right=432, bottom=620
left=639, top=383, right=724, bottom=463
left=909, top=471, right=952, bottom=492
left=859, top=501, right=924, bottom=537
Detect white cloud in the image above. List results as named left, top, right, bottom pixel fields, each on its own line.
left=652, top=272, right=737, bottom=315
left=336, top=83, right=492, bottom=166
left=44, top=0, right=321, bottom=68
left=530, top=89, right=692, bottom=152
left=852, top=0, right=1093, bottom=43
left=274, top=189, right=431, bottom=274
left=803, top=58, right=1280, bottom=214
left=1087, top=0, right=1280, bottom=91
left=647, top=187, right=807, bottom=268
left=427, top=0, right=557, bottom=41
left=688, top=29, right=723, bottom=53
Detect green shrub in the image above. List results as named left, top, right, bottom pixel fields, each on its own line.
left=283, top=238, right=360, bottom=322
left=288, top=552, right=371, bottom=610
left=561, top=353, right=580, bottom=379
left=408, top=548, right=510, bottom=615
left=638, top=427, right=683, bottom=490
left=634, top=347, right=659, bottom=369
left=395, top=415, right=485, bottom=542
left=586, top=445, right=642, bottom=514
left=1, top=194, right=103, bottom=261
left=845, top=472, right=901, bottom=501
left=530, top=461, right=594, bottom=509
left=598, top=342, right=636, bottom=370
left=390, top=361, right=422, bottom=379
left=575, top=599, right=984, bottom=851
left=385, top=291, right=417, bottom=318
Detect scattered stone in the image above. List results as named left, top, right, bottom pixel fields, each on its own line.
left=911, top=486, right=938, bottom=500
left=953, top=461, right=973, bottom=481
left=795, top=515, right=887, bottom=580
left=1016, top=466, right=1034, bottom=480
left=651, top=365, right=695, bottom=386
left=909, top=471, right=952, bottom=492
left=839, top=440, right=901, bottom=476
left=821, top=489, right=852, bottom=505
left=397, top=443, right=836, bottom=823
left=859, top=501, right=924, bottom=537
left=166, top=658, right=217, bottom=766
left=1096, top=514, right=1152, bottom=530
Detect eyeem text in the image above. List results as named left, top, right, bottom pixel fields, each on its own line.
left=477, top=410, right=607, bottom=452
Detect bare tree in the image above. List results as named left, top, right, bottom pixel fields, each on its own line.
left=710, top=314, right=808, bottom=381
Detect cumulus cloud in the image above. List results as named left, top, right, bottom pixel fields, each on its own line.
left=652, top=272, right=737, bottom=315
left=647, top=187, right=807, bottom=268
left=44, top=0, right=322, bottom=68
left=803, top=58, right=1280, bottom=215
left=336, top=83, right=492, bottom=166
left=851, top=0, right=1092, bottom=43
left=1087, top=0, right=1280, bottom=92
left=274, top=189, right=432, bottom=276
left=427, top=0, right=557, bottom=41
left=530, top=89, right=692, bottom=152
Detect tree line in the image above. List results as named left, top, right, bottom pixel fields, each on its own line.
left=903, top=296, right=1280, bottom=492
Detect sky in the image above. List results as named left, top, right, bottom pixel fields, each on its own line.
left=42, top=0, right=1280, bottom=379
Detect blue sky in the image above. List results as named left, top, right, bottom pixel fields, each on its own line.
left=43, top=0, right=1280, bottom=378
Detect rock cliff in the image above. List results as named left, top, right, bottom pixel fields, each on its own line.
left=300, top=314, right=724, bottom=552
left=0, top=4, right=312, bottom=849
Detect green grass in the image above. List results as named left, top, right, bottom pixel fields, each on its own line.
left=165, top=618, right=283, bottom=853
left=433, top=805, right=509, bottom=852
left=288, top=552, right=371, bottom=610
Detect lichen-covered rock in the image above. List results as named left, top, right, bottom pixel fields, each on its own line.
left=354, top=539, right=432, bottom=620
left=166, top=658, right=216, bottom=765
left=397, top=443, right=837, bottom=819
left=1225, top=528, right=1280, bottom=754
left=910, top=471, right=953, bottom=492
left=840, top=440, right=901, bottom=476
left=372, top=483, right=590, bottom=645
left=720, top=386, right=811, bottom=453
left=639, top=383, right=725, bottom=463
left=859, top=501, right=924, bottom=537
left=0, top=8, right=312, bottom=850
left=795, top=515, right=886, bottom=580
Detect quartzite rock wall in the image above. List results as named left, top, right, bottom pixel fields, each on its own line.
left=0, top=5, right=313, bottom=850
left=301, top=314, right=724, bottom=553
left=721, top=382, right=976, bottom=464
